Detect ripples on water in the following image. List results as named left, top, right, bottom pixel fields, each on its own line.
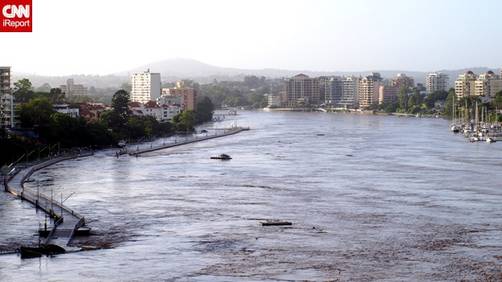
left=1, top=111, right=502, bottom=281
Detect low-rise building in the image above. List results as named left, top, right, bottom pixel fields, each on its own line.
left=129, top=101, right=181, bottom=123
left=79, top=103, right=108, bottom=122
left=53, top=104, right=80, bottom=118
left=267, top=94, right=281, bottom=107
left=161, top=81, right=197, bottom=111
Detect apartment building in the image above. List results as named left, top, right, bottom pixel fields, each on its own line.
left=454, top=71, right=477, bottom=99
left=378, top=85, right=399, bottom=104
left=162, top=81, right=197, bottom=111
left=284, top=74, right=320, bottom=107
left=0, top=66, right=17, bottom=128
left=474, top=71, right=502, bottom=98
left=392, top=73, right=414, bottom=90
left=426, top=72, right=449, bottom=94
left=60, top=79, right=88, bottom=97
left=358, top=73, right=382, bottom=109
left=339, top=76, right=359, bottom=109
left=131, top=70, right=161, bottom=104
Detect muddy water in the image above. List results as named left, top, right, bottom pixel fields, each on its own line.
left=1, top=111, right=502, bottom=281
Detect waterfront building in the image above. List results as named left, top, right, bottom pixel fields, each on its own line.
left=284, top=74, right=320, bottom=107
left=358, top=73, right=382, bottom=109
left=161, top=81, right=197, bottom=111
left=318, top=76, right=331, bottom=103
left=129, top=101, right=181, bottom=122
left=0, top=66, right=17, bottom=128
left=339, top=76, right=359, bottom=109
left=426, top=72, right=449, bottom=94
left=454, top=71, right=477, bottom=99
left=392, top=73, right=414, bottom=90
left=378, top=85, right=399, bottom=104
left=60, top=79, right=88, bottom=97
left=474, top=71, right=502, bottom=98
left=131, top=70, right=161, bottom=104
left=326, top=77, right=343, bottom=106
left=267, top=94, right=281, bottom=107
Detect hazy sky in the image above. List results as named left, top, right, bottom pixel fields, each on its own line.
left=1, top=0, right=502, bottom=75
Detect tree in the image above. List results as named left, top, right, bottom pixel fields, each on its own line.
left=173, top=110, right=195, bottom=132
left=195, top=96, right=214, bottom=123
left=18, top=97, right=54, bottom=128
left=13, top=78, right=34, bottom=103
left=397, top=87, right=408, bottom=112
left=444, top=89, right=457, bottom=118
left=100, top=90, right=131, bottom=139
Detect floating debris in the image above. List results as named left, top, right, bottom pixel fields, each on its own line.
left=261, top=220, right=292, bottom=226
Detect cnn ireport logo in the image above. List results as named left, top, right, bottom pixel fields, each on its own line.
left=0, top=0, right=32, bottom=32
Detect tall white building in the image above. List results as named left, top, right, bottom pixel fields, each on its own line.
left=426, top=73, right=449, bottom=94
left=339, top=76, right=359, bottom=108
left=1, top=66, right=17, bottom=128
left=131, top=70, right=161, bottom=104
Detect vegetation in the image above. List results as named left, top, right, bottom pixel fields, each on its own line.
left=1, top=79, right=215, bottom=166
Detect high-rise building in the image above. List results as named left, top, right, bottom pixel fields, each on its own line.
left=60, top=79, right=88, bottom=97
left=162, top=82, right=197, bottom=111
left=392, top=73, right=414, bottom=90
left=426, top=73, right=449, bottom=94
left=131, top=70, right=161, bottom=104
left=454, top=71, right=477, bottom=99
left=358, top=73, right=382, bottom=109
left=339, top=76, right=359, bottom=108
left=326, top=77, right=343, bottom=106
left=0, top=66, right=17, bottom=128
left=284, top=74, right=320, bottom=107
left=378, top=85, right=399, bottom=104
left=318, top=76, right=331, bottom=103
left=474, top=71, right=502, bottom=98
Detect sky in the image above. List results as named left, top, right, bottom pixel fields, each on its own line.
left=1, top=0, right=502, bottom=75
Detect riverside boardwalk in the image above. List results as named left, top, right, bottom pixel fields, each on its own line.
left=5, top=152, right=92, bottom=249
left=129, top=126, right=250, bottom=156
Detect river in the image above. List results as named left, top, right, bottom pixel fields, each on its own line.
left=1, top=111, right=502, bottom=281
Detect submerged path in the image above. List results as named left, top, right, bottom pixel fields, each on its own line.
left=4, top=153, right=92, bottom=248
left=128, top=126, right=250, bottom=156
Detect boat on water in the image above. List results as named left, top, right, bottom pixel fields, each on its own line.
left=450, top=125, right=460, bottom=133
left=486, top=137, right=496, bottom=143
left=210, top=154, right=232, bottom=160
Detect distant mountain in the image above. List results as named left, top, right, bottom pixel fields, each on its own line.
left=12, top=58, right=502, bottom=88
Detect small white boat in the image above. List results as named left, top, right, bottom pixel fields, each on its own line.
left=486, top=137, right=496, bottom=143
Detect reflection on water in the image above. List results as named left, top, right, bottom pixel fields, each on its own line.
left=1, top=111, right=502, bottom=281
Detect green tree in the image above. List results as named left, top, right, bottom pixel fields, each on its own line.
left=195, top=96, right=214, bottom=123
left=397, top=87, right=408, bottom=112
left=18, top=97, right=54, bottom=128
left=444, top=89, right=457, bottom=118
left=173, top=110, right=195, bottom=132
left=13, top=78, right=34, bottom=103
left=103, top=90, right=130, bottom=138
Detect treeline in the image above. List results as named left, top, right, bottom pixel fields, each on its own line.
left=375, top=87, right=502, bottom=121
left=1, top=80, right=215, bottom=166
left=196, top=76, right=280, bottom=109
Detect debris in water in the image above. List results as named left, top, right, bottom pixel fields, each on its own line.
left=261, top=220, right=292, bottom=226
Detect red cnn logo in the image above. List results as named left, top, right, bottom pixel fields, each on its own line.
left=0, top=0, right=32, bottom=32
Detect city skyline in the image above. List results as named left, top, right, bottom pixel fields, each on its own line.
left=1, top=0, right=502, bottom=75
